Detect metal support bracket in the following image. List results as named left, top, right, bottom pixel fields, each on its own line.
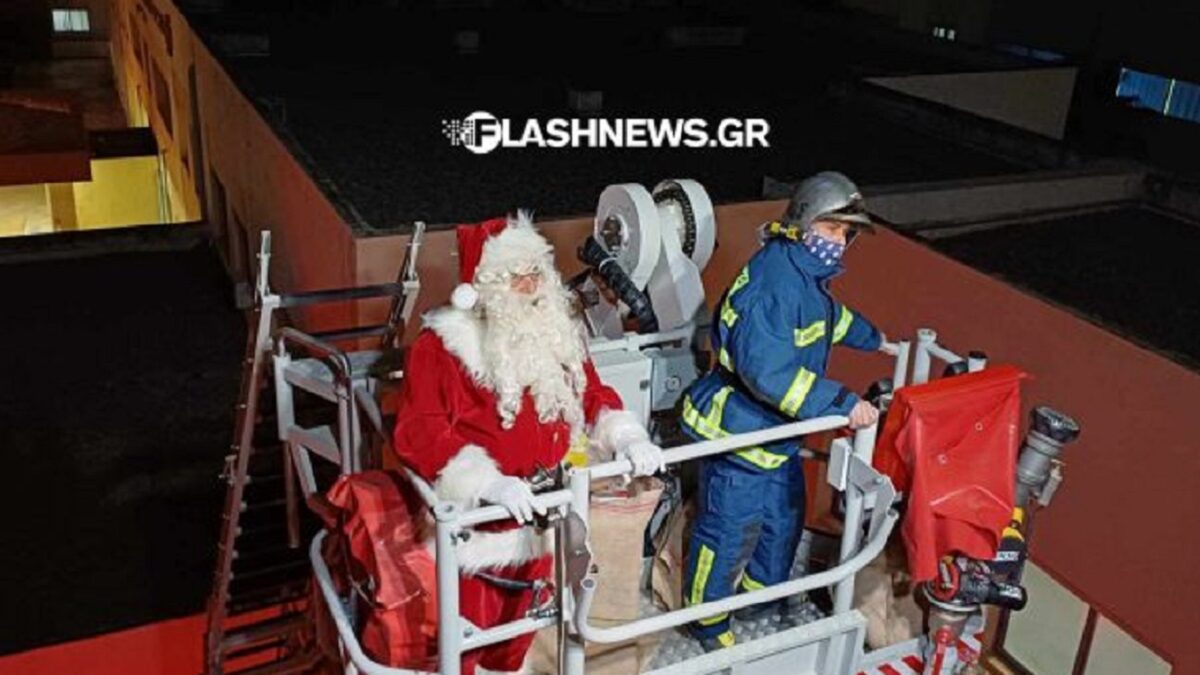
left=1038, top=460, right=1065, bottom=506
left=827, top=437, right=853, bottom=492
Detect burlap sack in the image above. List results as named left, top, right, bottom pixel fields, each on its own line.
left=650, top=496, right=693, bottom=612
left=853, top=536, right=922, bottom=649
left=527, top=478, right=664, bottom=674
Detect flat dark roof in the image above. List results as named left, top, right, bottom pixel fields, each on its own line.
left=189, top=6, right=1028, bottom=233
left=0, top=239, right=243, bottom=654
left=931, top=207, right=1200, bottom=369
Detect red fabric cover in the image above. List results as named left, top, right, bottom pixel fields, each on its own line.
left=873, top=365, right=1028, bottom=582
left=460, top=556, right=554, bottom=675
left=322, top=470, right=561, bottom=675
left=325, top=471, right=438, bottom=671
left=393, top=329, right=622, bottom=490
left=456, top=217, right=509, bottom=283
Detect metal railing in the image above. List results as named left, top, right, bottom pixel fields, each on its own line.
left=911, top=329, right=986, bottom=385
left=276, top=327, right=362, bottom=475
left=310, top=413, right=900, bottom=675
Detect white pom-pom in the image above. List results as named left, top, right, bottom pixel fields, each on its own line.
left=451, top=283, right=478, bottom=310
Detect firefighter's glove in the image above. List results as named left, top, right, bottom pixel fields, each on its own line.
left=618, top=440, right=665, bottom=477
left=480, top=475, right=546, bottom=524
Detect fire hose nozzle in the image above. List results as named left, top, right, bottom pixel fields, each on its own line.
left=1031, top=405, right=1081, bottom=444
left=1015, top=406, right=1079, bottom=506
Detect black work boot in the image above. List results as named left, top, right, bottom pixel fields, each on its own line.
left=693, top=628, right=736, bottom=652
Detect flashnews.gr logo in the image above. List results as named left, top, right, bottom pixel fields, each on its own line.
left=441, top=111, right=769, bottom=154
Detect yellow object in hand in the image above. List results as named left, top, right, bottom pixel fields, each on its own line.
left=566, top=432, right=590, bottom=468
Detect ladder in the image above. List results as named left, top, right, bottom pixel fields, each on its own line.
left=204, top=224, right=424, bottom=675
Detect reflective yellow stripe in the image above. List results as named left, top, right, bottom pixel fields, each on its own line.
left=691, top=544, right=715, bottom=607
left=794, top=320, right=826, bottom=347
left=735, top=446, right=789, bottom=469
left=832, top=306, right=854, bottom=343
left=741, top=574, right=766, bottom=592
left=720, top=266, right=750, bottom=329
left=685, top=390, right=788, bottom=470
left=698, top=612, right=729, bottom=626
left=718, top=347, right=734, bottom=371
left=780, top=368, right=817, bottom=417
left=716, top=631, right=736, bottom=648
left=720, top=298, right=739, bottom=328
left=681, top=387, right=734, bottom=441
left=730, top=266, right=750, bottom=294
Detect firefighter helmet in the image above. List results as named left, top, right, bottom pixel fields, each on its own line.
left=782, top=171, right=877, bottom=235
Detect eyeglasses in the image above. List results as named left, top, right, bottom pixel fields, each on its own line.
left=477, top=265, right=544, bottom=284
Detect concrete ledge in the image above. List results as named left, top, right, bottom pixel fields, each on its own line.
left=0, top=222, right=210, bottom=265
left=838, top=79, right=1082, bottom=170
left=765, top=166, right=1148, bottom=233
left=868, top=169, right=1146, bottom=230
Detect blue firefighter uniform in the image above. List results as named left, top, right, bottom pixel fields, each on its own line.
left=680, top=227, right=882, bottom=641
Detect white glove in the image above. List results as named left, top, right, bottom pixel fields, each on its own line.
left=618, top=439, right=665, bottom=477
left=478, top=475, right=546, bottom=524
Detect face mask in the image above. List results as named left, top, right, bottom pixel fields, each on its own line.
left=803, top=231, right=845, bottom=266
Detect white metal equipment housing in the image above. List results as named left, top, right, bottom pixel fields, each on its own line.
left=589, top=179, right=716, bottom=338
left=586, top=179, right=717, bottom=427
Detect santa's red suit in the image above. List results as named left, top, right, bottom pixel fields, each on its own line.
left=392, top=213, right=655, bottom=675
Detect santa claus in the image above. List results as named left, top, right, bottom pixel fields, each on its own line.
left=392, top=211, right=663, bottom=675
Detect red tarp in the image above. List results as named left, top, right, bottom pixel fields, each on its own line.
left=873, top=365, right=1028, bottom=582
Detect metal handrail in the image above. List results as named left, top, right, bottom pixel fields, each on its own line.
left=306, top=326, right=918, bottom=674
left=381, top=220, right=425, bottom=350
left=311, top=413, right=893, bottom=675
left=311, top=324, right=392, bottom=343
left=442, top=415, right=854, bottom=530
left=275, top=327, right=354, bottom=390
left=575, top=507, right=898, bottom=644
left=310, top=531, right=430, bottom=675
left=592, top=414, right=851, bottom=481
left=572, top=416, right=898, bottom=644
left=276, top=282, right=409, bottom=309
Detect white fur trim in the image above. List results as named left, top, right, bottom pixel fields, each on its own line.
left=423, top=305, right=487, bottom=383
left=451, top=283, right=479, bottom=310
left=591, top=408, right=649, bottom=456
left=456, top=525, right=553, bottom=575
left=432, top=444, right=552, bottom=572
left=434, top=444, right=503, bottom=507
left=474, top=212, right=555, bottom=284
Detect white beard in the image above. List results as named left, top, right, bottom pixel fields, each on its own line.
left=478, top=278, right=587, bottom=431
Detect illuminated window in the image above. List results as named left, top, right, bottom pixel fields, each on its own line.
left=931, top=26, right=956, bottom=40
left=51, top=8, right=90, bottom=33
left=1084, top=616, right=1171, bottom=675
left=1115, top=67, right=1200, bottom=124
left=1004, top=563, right=1089, bottom=675
left=999, top=563, right=1174, bottom=675
left=997, top=43, right=1065, bottom=63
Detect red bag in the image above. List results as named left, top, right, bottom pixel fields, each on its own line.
left=873, top=365, right=1027, bottom=583
left=325, top=470, right=439, bottom=671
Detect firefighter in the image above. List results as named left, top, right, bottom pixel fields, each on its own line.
left=680, top=171, right=888, bottom=650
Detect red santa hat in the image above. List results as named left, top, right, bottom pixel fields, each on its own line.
left=451, top=210, right=554, bottom=310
